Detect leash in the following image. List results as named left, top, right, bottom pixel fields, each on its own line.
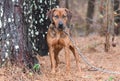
left=64, top=30, right=120, bottom=75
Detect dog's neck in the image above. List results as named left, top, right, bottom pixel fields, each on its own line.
left=49, top=23, right=68, bottom=38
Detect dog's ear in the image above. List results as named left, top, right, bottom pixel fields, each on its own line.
left=47, top=8, right=56, bottom=22
left=65, top=8, right=72, bottom=20
left=65, top=8, right=72, bottom=28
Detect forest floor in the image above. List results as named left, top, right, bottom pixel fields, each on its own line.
left=1, top=35, right=120, bottom=81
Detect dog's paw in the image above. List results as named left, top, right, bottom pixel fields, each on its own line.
left=50, top=69, right=56, bottom=74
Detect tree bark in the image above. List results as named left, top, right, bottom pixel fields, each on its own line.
left=65, top=0, right=69, bottom=9
left=114, top=0, right=120, bottom=35
left=0, top=0, right=38, bottom=68
left=86, top=0, right=95, bottom=35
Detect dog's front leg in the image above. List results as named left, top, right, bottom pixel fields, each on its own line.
left=64, top=46, right=70, bottom=73
left=49, top=47, right=56, bottom=73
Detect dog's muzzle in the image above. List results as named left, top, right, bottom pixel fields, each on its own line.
left=58, top=21, right=64, bottom=30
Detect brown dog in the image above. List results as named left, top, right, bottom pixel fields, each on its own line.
left=47, top=8, right=80, bottom=74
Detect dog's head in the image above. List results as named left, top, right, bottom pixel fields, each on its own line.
left=47, top=8, right=72, bottom=31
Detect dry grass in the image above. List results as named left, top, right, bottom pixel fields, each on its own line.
left=1, top=35, right=120, bottom=81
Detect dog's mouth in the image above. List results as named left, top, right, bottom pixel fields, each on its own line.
left=58, top=25, right=65, bottom=31
left=57, top=21, right=65, bottom=31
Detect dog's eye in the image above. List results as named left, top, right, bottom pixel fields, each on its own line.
left=54, top=15, right=59, bottom=19
left=62, top=15, right=67, bottom=18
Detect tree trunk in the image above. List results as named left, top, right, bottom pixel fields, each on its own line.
left=65, top=0, right=69, bottom=9
left=111, top=0, right=119, bottom=47
left=0, top=0, right=38, bottom=68
left=104, top=0, right=114, bottom=52
left=86, top=0, right=95, bottom=35
left=114, top=0, right=120, bottom=35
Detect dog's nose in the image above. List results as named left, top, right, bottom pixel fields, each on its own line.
left=58, top=21, right=63, bottom=29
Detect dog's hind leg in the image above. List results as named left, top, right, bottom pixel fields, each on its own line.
left=64, top=46, right=70, bottom=73
left=69, top=45, right=81, bottom=72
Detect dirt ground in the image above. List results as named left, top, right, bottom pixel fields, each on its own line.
left=1, top=35, right=120, bottom=81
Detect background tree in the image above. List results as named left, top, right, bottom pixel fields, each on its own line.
left=65, top=0, right=69, bottom=9
left=114, top=0, right=120, bottom=35
left=86, top=0, right=96, bottom=35
left=98, top=0, right=117, bottom=52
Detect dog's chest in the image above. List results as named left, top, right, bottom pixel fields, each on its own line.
left=55, top=33, right=66, bottom=45
left=50, top=31, right=67, bottom=46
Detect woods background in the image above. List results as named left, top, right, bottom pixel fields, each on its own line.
left=0, top=0, right=120, bottom=81
left=0, top=0, right=120, bottom=80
